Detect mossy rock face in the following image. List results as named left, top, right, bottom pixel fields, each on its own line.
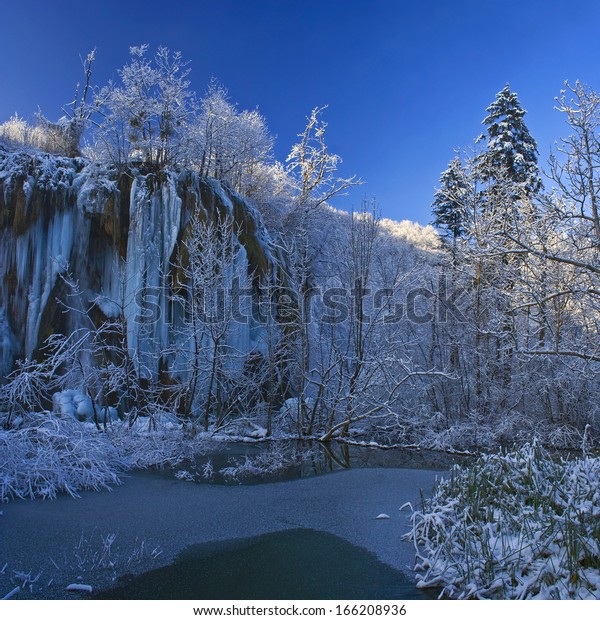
left=1, top=255, right=19, bottom=365
left=231, top=193, right=269, bottom=278
left=0, top=151, right=279, bottom=377
left=36, top=275, right=71, bottom=356
left=115, top=173, right=132, bottom=257
left=198, top=180, right=220, bottom=222
left=9, top=180, right=28, bottom=234
left=101, top=191, right=117, bottom=237
left=100, top=174, right=131, bottom=259
left=5, top=176, right=72, bottom=235
left=196, top=179, right=271, bottom=279
left=0, top=184, right=11, bottom=229
left=0, top=183, right=7, bottom=227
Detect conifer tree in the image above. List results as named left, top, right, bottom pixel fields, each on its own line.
left=474, top=86, right=542, bottom=398
left=478, top=84, right=541, bottom=197
left=432, top=156, right=469, bottom=242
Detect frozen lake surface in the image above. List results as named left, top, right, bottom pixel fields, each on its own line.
left=0, top=463, right=445, bottom=599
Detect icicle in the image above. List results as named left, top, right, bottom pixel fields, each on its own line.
left=0, top=151, right=275, bottom=384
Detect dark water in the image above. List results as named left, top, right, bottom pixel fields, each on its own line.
left=94, top=529, right=430, bottom=600
left=172, top=440, right=470, bottom=485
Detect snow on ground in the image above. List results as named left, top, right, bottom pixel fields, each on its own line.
left=52, top=390, right=119, bottom=423
left=0, top=467, right=443, bottom=599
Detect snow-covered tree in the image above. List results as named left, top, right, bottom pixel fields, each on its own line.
left=432, top=156, right=469, bottom=242
left=429, top=81, right=600, bottom=435
left=186, top=80, right=277, bottom=201
left=477, top=84, right=541, bottom=198
left=174, top=212, right=256, bottom=430
left=59, top=48, right=103, bottom=157
left=96, top=45, right=194, bottom=166
left=550, top=81, right=600, bottom=246
left=238, top=161, right=295, bottom=230
left=502, top=82, right=600, bottom=372
left=192, top=80, right=237, bottom=178
left=286, top=105, right=359, bottom=211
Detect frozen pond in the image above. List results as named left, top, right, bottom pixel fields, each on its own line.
left=0, top=445, right=452, bottom=599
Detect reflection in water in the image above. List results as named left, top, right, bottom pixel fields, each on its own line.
left=94, top=529, right=431, bottom=600
left=320, top=441, right=351, bottom=470
left=171, top=440, right=470, bottom=485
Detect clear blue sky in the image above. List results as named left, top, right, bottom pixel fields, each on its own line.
left=1, top=0, right=599, bottom=224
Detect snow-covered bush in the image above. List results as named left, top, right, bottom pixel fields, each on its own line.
left=0, top=411, right=219, bottom=500
left=0, top=414, right=127, bottom=501
left=406, top=443, right=600, bottom=599
left=0, top=113, right=78, bottom=156
left=219, top=443, right=316, bottom=482
left=414, top=412, right=539, bottom=452
left=106, top=419, right=202, bottom=470
left=0, top=114, right=30, bottom=146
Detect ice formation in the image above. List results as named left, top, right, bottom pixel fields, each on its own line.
left=0, top=151, right=274, bottom=383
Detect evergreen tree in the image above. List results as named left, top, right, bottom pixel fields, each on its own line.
left=474, top=86, right=542, bottom=396
left=478, top=84, right=541, bottom=196
left=432, top=156, right=469, bottom=241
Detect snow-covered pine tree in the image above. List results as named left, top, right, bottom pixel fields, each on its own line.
left=471, top=86, right=542, bottom=407
left=432, top=156, right=469, bottom=242
left=478, top=84, right=541, bottom=197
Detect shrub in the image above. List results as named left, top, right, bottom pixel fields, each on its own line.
left=0, top=414, right=126, bottom=501
left=406, top=443, right=600, bottom=599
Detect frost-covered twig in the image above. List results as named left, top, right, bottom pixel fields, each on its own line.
left=0, top=414, right=126, bottom=501
left=2, top=586, right=20, bottom=600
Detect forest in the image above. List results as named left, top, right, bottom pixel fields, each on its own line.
left=0, top=46, right=599, bottom=600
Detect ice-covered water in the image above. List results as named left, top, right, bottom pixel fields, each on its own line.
left=0, top=466, right=444, bottom=599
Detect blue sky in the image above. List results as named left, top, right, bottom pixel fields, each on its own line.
left=1, top=0, right=600, bottom=224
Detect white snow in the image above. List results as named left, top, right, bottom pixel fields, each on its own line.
left=66, top=583, right=92, bottom=593
left=92, top=295, right=121, bottom=319
left=52, top=390, right=118, bottom=423
left=406, top=443, right=600, bottom=600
